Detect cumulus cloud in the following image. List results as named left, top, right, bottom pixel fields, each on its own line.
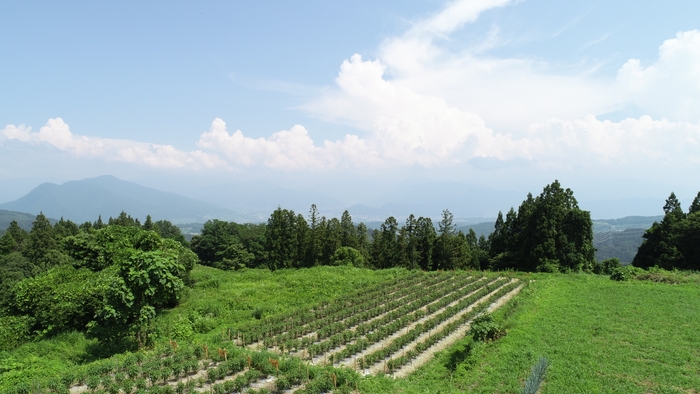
left=303, top=1, right=700, bottom=172
left=306, top=55, right=531, bottom=166
left=527, top=115, right=700, bottom=168
left=196, top=118, right=380, bottom=170
left=617, top=30, right=700, bottom=123
left=1, top=118, right=226, bottom=169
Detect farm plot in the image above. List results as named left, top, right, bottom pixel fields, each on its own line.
left=37, top=271, right=520, bottom=394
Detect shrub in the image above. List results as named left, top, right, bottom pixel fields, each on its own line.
left=469, top=313, right=502, bottom=342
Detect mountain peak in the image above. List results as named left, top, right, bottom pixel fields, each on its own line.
left=0, top=176, right=257, bottom=224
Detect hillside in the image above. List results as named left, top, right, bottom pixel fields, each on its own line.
left=0, top=175, right=258, bottom=224
left=0, top=209, right=57, bottom=232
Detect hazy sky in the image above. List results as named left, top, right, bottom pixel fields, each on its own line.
left=2, top=0, right=700, bottom=210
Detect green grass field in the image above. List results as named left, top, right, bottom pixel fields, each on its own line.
left=364, top=273, right=700, bottom=393
left=2, top=267, right=699, bottom=393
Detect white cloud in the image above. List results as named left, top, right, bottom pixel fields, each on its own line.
left=303, top=1, right=700, bottom=173
left=196, top=118, right=380, bottom=170
left=306, top=54, right=531, bottom=166
left=1, top=118, right=226, bottom=169
left=617, top=30, right=700, bottom=123
left=527, top=115, right=700, bottom=168
left=409, top=0, right=514, bottom=37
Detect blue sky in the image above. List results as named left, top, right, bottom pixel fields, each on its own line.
left=2, top=0, right=700, bottom=215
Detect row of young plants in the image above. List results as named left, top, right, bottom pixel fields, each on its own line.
left=382, top=280, right=520, bottom=375
left=233, top=271, right=425, bottom=345
left=4, top=340, right=280, bottom=394
left=273, top=272, right=464, bottom=351
left=301, top=274, right=488, bottom=360
left=260, top=272, right=453, bottom=350
left=321, top=277, right=502, bottom=365
left=362, top=278, right=516, bottom=369
left=302, top=275, right=497, bottom=365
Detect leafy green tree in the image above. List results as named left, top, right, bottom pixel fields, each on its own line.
left=330, top=246, right=364, bottom=267
left=433, top=210, right=471, bottom=270
left=153, top=219, right=188, bottom=245
left=89, top=248, right=186, bottom=347
left=94, top=215, right=106, bottom=229
left=663, top=192, right=684, bottom=217
left=0, top=253, right=35, bottom=312
left=12, top=265, right=110, bottom=335
left=355, top=222, right=370, bottom=260
left=306, top=205, right=323, bottom=267
left=320, top=217, right=342, bottom=265
left=190, top=220, right=252, bottom=266
left=79, top=220, right=94, bottom=232
left=4, top=221, right=28, bottom=252
left=401, top=215, right=420, bottom=270
left=215, top=242, right=254, bottom=270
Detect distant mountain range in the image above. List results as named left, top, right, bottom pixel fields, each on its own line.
left=0, top=175, right=258, bottom=224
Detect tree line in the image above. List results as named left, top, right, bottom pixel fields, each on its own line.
left=191, top=180, right=597, bottom=274
left=633, top=191, right=700, bottom=270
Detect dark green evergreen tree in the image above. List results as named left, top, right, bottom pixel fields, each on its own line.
left=143, top=215, right=154, bottom=231
left=339, top=210, right=358, bottom=249
left=634, top=191, right=700, bottom=270
left=265, top=208, right=303, bottom=270
left=488, top=181, right=594, bottom=272
left=23, top=213, right=57, bottom=265
left=415, top=217, right=435, bottom=271
left=94, top=215, right=105, bottom=229
left=689, top=192, right=700, bottom=214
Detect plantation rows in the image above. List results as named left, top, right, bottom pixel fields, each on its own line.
left=10, top=272, right=521, bottom=394
left=277, top=274, right=480, bottom=355
left=367, top=279, right=520, bottom=374
left=299, top=276, right=491, bottom=362
left=236, top=271, right=431, bottom=346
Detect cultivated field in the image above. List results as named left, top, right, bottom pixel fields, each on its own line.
left=2, top=268, right=699, bottom=394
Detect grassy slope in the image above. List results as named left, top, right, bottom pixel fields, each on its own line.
left=0, top=265, right=407, bottom=389
left=362, top=274, right=700, bottom=393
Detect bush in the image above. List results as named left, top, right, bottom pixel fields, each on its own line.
left=0, top=315, right=33, bottom=351
left=610, top=266, right=645, bottom=281
left=599, top=258, right=621, bottom=275
left=468, top=313, right=502, bottom=342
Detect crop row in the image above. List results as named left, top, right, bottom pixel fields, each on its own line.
left=362, top=278, right=514, bottom=368
left=381, top=280, right=520, bottom=374
left=266, top=273, right=469, bottom=351
left=234, top=271, right=428, bottom=344
left=301, top=275, right=489, bottom=360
